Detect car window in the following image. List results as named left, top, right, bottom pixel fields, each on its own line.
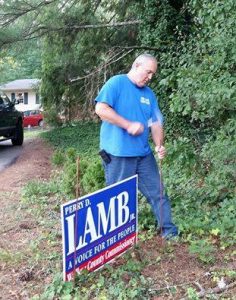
left=0, top=95, right=11, bottom=107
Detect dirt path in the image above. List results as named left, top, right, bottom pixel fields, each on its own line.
left=0, top=138, right=53, bottom=300
left=0, top=138, right=52, bottom=192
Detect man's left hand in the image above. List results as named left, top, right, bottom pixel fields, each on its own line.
left=155, top=145, right=166, bottom=159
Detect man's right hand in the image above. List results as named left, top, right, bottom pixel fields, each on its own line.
left=95, top=103, right=144, bottom=135
left=126, top=122, right=144, bottom=136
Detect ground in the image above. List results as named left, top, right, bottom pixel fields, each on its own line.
left=0, top=137, right=235, bottom=300
left=0, top=138, right=53, bottom=300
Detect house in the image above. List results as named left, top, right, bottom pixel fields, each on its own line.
left=0, top=79, right=41, bottom=111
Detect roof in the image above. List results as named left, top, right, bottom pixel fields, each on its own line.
left=0, top=79, right=41, bottom=91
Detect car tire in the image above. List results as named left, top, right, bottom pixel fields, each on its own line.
left=12, top=121, right=24, bottom=146
left=38, top=120, right=44, bottom=127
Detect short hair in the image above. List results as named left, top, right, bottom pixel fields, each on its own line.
left=132, top=53, right=157, bottom=68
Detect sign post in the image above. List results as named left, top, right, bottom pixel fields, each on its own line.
left=61, top=175, right=138, bottom=281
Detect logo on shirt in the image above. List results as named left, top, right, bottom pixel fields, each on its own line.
left=140, top=97, right=150, bottom=105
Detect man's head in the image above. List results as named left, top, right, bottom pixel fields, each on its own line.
left=128, top=53, right=157, bottom=87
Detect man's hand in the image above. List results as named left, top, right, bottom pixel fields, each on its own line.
left=126, top=122, right=144, bottom=136
left=155, top=145, right=166, bottom=159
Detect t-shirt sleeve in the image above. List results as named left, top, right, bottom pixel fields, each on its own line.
left=95, top=76, right=119, bottom=108
left=151, top=94, right=164, bottom=126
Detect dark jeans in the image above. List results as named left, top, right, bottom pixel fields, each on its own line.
left=102, top=152, right=178, bottom=238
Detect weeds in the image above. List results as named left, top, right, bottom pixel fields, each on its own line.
left=189, top=239, right=216, bottom=264
left=0, top=248, right=24, bottom=265
left=38, top=254, right=151, bottom=300
left=186, top=287, right=200, bottom=300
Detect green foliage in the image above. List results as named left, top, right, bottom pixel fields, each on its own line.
left=199, top=119, right=236, bottom=204
left=62, top=149, right=77, bottom=198
left=135, top=1, right=236, bottom=234
left=170, top=0, right=236, bottom=125
left=22, top=179, right=61, bottom=204
left=43, top=108, right=63, bottom=128
left=161, top=120, right=236, bottom=247
left=24, top=127, right=44, bottom=139
left=51, top=149, right=105, bottom=198
left=138, top=195, right=156, bottom=230
left=186, top=287, right=200, bottom=300
left=0, top=40, right=42, bottom=84
left=52, top=149, right=65, bottom=166
left=39, top=273, right=74, bottom=300
left=80, top=158, right=104, bottom=194
left=41, top=122, right=103, bottom=197
left=152, top=7, right=236, bottom=239
left=189, top=239, right=215, bottom=264
left=41, top=254, right=150, bottom=300
left=41, top=121, right=100, bottom=155
left=38, top=0, right=138, bottom=118
left=41, top=119, right=236, bottom=247
left=0, top=249, right=24, bottom=265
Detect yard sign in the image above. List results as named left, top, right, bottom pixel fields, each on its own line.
left=61, top=175, right=138, bottom=281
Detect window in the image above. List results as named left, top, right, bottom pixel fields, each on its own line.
left=17, top=93, right=23, bottom=103
left=11, top=93, right=15, bottom=101
left=24, top=92, right=28, bottom=104
left=24, top=110, right=30, bottom=116
left=36, top=93, right=40, bottom=104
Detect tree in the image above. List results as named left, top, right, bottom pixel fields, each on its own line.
left=0, top=0, right=141, bottom=119
left=134, top=0, right=236, bottom=207
left=39, top=0, right=141, bottom=120
left=0, top=40, right=42, bottom=84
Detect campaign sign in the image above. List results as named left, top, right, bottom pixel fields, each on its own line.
left=61, top=175, right=138, bottom=281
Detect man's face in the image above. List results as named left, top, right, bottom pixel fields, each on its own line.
left=133, top=59, right=157, bottom=87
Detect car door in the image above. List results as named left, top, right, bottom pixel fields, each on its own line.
left=26, top=110, right=41, bottom=126
left=23, top=110, right=30, bottom=127
left=29, top=110, right=38, bottom=126
left=0, top=97, right=5, bottom=129
left=0, top=96, right=16, bottom=130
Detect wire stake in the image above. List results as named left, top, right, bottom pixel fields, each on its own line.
left=73, top=157, right=80, bottom=285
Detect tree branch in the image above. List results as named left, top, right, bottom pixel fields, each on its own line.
left=0, top=20, right=141, bottom=48
left=113, top=45, right=162, bottom=51
left=0, top=0, right=57, bottom=27
left=67, top=20, right=141, bottom=29
left=69, top=49, right=134, bottom=83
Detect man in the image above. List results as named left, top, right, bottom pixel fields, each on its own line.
left=95, top=53, right=178, bottom=239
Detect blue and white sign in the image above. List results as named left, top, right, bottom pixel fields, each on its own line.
left=61, top=175, right=138, bottom=281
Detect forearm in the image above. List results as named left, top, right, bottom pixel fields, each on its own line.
left=95, top=102, right=144, bottom=135
left=95, top=102, right=131, bottom=130
left=151, top=122, right=164, bottom=148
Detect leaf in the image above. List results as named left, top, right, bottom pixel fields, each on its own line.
left=211, top=228, right=220, bottom=236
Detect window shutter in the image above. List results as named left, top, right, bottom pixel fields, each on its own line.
left=24, top=92, right=28, bottom=104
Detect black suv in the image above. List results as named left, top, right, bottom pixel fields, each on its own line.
left=0, top=93, right=24, bottom=145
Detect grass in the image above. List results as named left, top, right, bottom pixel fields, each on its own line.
left=24, top=127, right=47, bottom=139
left=0, top=248, right=25, bottom=264
left=41, top=121, right=100, bottom=156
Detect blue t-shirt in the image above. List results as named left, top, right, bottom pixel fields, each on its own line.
left=95, top=74, right=163, bottom=157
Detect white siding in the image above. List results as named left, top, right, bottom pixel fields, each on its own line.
left=5, top=90, right=41, bottom=111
